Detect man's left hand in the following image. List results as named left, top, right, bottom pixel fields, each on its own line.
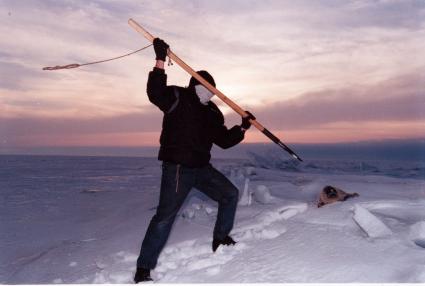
left=241, top=111, right=256, bottom=130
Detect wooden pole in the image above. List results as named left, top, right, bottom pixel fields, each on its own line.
left=128, top=18, right=302, bottom=161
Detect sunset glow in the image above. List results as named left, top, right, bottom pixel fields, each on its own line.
left=1, top=0, right=424, bottom=150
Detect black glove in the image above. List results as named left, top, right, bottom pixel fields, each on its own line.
left=241, top=111, right=256, bottom=130
left=153, top=38, right=169, bottom=61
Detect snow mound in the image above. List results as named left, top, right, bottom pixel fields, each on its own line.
left=180, top=196, right=218, bottom=220
left=353, top=204, right=392, bottom=238
left=155, top=238, right=247, bottom=282
left=248, top=150, right=301, bottom=171
left=92, top=251, right=137, bottom=283
left=409, top=221, right=425, bottom=248
left=257, top=203, right=307, bottom=224
left=238, top=178, right=252, bottom=206
left=229, top=167, right=247, bottom=192
left=253, top=185, right=274, bottom=204
left=235, top=223, right=287, bottom=241
left=234, top=203, right=307, bottom=242
left=153, top=202, right=307, bottom=282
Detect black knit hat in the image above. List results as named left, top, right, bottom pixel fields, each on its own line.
left=188, top=70, right=216, bottom=88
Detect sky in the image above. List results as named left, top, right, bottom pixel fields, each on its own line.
left=1, top=0, right=424, bottom=152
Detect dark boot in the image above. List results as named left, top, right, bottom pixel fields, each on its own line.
left=212, top=235, right=236, bottom=252
left=134, top=267, right=152, bottom=283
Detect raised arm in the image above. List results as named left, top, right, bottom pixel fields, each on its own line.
left=146, top=38, right=176, bottom=112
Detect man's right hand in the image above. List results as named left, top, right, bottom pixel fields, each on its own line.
left=153, top=38, right=169, bottom=61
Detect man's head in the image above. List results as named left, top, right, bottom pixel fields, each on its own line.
left=188, top=70, right=216, bottom=88
left=189, top=70, right=216, bottom=105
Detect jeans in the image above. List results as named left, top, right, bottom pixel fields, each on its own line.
left=136, top=162, right=239, bottom=269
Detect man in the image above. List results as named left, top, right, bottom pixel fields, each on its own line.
left=134, top=38, right=255, bottom=283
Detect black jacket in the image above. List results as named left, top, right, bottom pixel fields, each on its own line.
left=147, top=68, right=245, bottom=167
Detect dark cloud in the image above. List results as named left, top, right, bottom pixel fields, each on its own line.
left=1, top=110, right=162, bottom=137
left=2, top=72, right=423, bottom=143
left=226, top=72, right=425, bottom=129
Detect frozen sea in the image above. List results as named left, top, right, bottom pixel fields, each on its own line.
left=1, top=143, right=425, bottom=283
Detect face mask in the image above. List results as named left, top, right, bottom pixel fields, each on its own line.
left=195, top=84, right=214, bottom=105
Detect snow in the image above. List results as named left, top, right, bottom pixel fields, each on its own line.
left=253, top=184, right=274, bottom=204
left=0, top=154, right=424, bottom=283
left=409, top=221, right=425, bottom=248
left=353, top=204, right=393, bottom=238
left=238, top=178, right=252, bottom=206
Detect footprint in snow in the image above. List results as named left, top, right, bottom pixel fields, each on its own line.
left=233, top=203, right=307, bottom=241
left=91, top=251, right=138, bottom=284
left=153, top=202, right=307, bottom=282
left=155, top=239, right=247, bottom=282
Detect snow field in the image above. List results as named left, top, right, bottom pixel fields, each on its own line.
left=1, top=156, right=424, bottom=283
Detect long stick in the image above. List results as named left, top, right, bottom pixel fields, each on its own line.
left=128, top=18, right=303, bottom=162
